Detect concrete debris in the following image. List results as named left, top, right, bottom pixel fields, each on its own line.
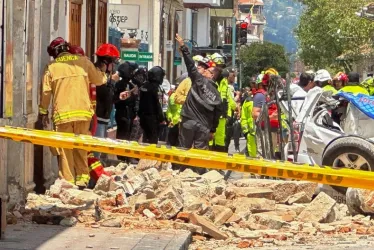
left=136, top=159, right=162, bottom=171
left=346, top=188, right=374, bottom=216
left=233, top=197, right=276, bottom=214
left=201, top=170, right=224, bottom=183
left=101, top=217, right=123, bottom=228
left=93, top=175, right=114, bottom=193
left=286, top=191, right=311, bottom=205
left=21, top=162, right=374, bottom=249
left=60, top=217, right=78, bottom=227
left=174, top=221, right=203, bottom=234
left=189, top=213, right=228, bottom=240
left=249, top=213, right=288, bottom=229
left=298, top=192, right=337, bottom=223
left=60, top=189, right=100, bottom=206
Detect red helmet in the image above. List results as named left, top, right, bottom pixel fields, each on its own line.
left=96, top=44, right=120, bottom=59
left=334, top=72, right=348, bottom=82
left=69, top=45, right=85, bottom=56
left=262, top=73, right=270, bottom=86
left=47, top=37, right=69, bottom=58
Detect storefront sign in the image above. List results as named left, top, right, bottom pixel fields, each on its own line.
left=138, top=52, right=153, bottom=62
left=121, top=51, right=153, bottom=63
left=121, top=51, right=138, bottom=61
left=109, top=4, right=140, bottom=30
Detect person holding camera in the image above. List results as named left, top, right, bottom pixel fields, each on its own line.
left=138, top=66, right=166, bottom=144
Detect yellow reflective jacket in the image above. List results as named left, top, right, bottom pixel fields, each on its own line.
left=240, top=96, right=255, bottom=136
left=322, top=85, right=338, bottom=95
left=210, top=78, right=237, bottom=147
left=166, top=93, right=182, bottom=125
left=339, top=85, right=369, bottom=95
left=39, top=52, right=106, bottom=125
left=174, top=77, right=192, bottom=105
left=218, top=78, right=236, bottom=117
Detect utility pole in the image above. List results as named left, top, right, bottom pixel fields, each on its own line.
left=232, top=16, right=236, bottom=70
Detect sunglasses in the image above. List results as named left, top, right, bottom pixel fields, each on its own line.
left=207, top=69, right=214, bottom=75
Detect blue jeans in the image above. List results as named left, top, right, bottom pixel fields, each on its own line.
left=94, top=123, right=108, bottom=158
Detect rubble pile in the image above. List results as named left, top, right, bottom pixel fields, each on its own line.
left=9, top=160, right=374, bottom=249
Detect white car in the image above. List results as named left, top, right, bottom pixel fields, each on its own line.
left=278, top=87, right=374, bottom=195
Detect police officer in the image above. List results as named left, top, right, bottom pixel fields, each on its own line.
left=114, top=62, right=139, bottom=161
left=138, top=66, right=166, bottom=144
left=208, top=53, right=237, bottom=153
left=339, top=72, right=369, bottom=95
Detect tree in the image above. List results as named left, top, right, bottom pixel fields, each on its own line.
left=295, top=0, right=374, bottom=70
left=239, top=41, right=290, bottom=83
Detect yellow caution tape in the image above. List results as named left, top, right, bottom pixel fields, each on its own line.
left=0, top=126, right=374, bottom=190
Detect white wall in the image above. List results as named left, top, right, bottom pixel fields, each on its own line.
left=196, top=8, right=210, bottom=47
left=119, top=0, right=149, bottom=34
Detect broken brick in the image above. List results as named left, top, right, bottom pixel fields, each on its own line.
left=189, top=213, right=228, bottom=240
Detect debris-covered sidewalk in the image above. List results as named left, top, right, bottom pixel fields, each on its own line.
left=7, top=160, right=374, bottom=249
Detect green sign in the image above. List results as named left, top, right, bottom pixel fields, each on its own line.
left=121, top=51, right=138, bottom=61
left=138, top=52, right=153, bottom=62
left=174, top=57, right=182, bottom=66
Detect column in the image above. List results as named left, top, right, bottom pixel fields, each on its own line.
left=151, top=0, right=161, bottom=66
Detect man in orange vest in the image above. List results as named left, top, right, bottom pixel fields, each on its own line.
left=40, top=38, right=108, bottom=188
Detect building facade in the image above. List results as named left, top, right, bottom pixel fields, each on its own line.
left=0, top=0, right=110, bottom=209
left=0, top=0, right=222, bottom=215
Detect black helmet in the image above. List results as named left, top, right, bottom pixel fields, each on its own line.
left=148, top=66, right=165, bottom=84
left=117, top=62, right=139, bottom=80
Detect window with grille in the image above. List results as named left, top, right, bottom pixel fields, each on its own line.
left=97, top=0, right=108, bottom=47
left=69, top=0, right=82, bottom=46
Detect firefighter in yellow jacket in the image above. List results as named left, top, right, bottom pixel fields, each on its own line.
left=39, top=37, right=110, bottom=188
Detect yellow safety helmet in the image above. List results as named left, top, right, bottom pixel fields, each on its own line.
left=264, top=68, right=279, bottom=76
left=192, top=55, right=204, bottom=62
left=210, top=53, right=225, bottom=65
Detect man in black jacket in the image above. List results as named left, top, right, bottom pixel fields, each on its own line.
left=175, top=34, right=223, bottom=156
left=114, top=62, right=139, bottom=161
left=138, top=66, right=166, bottom=144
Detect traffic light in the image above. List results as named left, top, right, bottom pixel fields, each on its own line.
left=239, top=22, right=248, bottom=45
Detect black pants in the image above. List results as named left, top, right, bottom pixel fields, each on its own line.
left=140, top=115, right=159, bottom=144
left=225, top=123, right=234, bottom=152
left=233, top=120, right=241, bottom=150
left=115, top=114, right=133, bottom=161
left=167, top=124, right=179, bottom=147
left=178, top=117, right=210, bottom=174
left=115, top=115, right=132, bottom=141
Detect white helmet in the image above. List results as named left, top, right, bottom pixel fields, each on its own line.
left=314, top=69, right=332, bottom=82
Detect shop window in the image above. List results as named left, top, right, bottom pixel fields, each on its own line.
left=69, top=0, right=82, bottom=46
left=97, top=0, right=108, bottom=47
left=86, top=0, right=96, bottom=60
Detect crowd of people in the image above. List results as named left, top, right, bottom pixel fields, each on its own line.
left=39, top=34, right=373, bottom=189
